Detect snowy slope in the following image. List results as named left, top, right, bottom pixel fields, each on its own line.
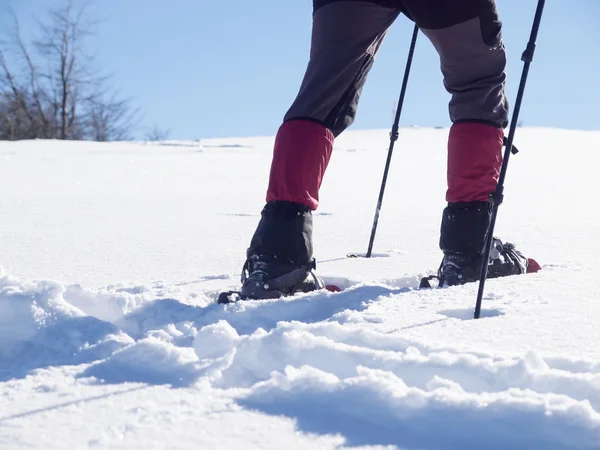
left=1, top=128, right=600, bottom=449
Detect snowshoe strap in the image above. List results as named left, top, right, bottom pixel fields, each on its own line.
left=419, top=275, right=440, bottom=289
left=487, top=238, right=528, bottom=278
left=265, top=261, right=323, bottom=296
left=241, top=258, right=324, bottom=297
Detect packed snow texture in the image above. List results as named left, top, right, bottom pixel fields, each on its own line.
left=1, top=128, right=600, bottom=449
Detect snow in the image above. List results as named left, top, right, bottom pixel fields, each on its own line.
left=1, top=127, right=600, bottom=449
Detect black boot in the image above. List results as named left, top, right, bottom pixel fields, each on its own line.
left=240, top=201, right=324, bottom=299
left=438, top=201, right=491, bottom=286
left=436, top=201, right=530, bottom=286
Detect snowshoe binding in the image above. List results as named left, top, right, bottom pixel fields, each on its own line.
left=420, top=237, right=541, bottom=289
left=217, top=258, right=326, bottom=304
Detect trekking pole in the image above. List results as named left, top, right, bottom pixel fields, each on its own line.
left=358, top=23, right=419, bottom=259
left=474, top=0, right=546, bottom=319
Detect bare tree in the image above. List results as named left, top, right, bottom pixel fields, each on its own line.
left=0, top=35, right=43, bottom=138
left=144, top=124, right=171, bottom=142
left=86, top=90, right=137, bottom=141
left=0, top=0, right=139, bottom=141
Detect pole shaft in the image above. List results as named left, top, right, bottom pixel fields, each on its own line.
left=474, top=0, right=546, bottom=319
left=366, top=24, right=419, bottom=258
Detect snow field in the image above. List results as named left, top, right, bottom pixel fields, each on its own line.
left=1, top=128, right=600, bottom=449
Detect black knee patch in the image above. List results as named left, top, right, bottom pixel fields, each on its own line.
left=247, top=201, right=313, bottom=265
left=479, top=0, right=503, bottom=46
left=440, top=201, right=491, bottom=256
left=324, top=54, right=374, bottom=137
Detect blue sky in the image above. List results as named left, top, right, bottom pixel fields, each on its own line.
left=4, top=0, right=600, bottom=139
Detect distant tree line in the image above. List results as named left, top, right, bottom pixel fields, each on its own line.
left=0, top=0, right=140, bottom=141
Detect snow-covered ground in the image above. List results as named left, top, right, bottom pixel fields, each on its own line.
left=1, top=128, right=599, bottom=449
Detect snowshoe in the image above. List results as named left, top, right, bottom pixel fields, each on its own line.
left=420, top=237, right=541, bottom=288
left=217, top=258, right=327, bottom=304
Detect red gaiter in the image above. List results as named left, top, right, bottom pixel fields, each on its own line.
left=447, top=122, right=504, bottom=203
left=266, top=120, right=334, bottom=210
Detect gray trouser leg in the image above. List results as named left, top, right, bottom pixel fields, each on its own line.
left=284, top=1, right=400, bottom=137
left=419, top=17, right=508, bottom=128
